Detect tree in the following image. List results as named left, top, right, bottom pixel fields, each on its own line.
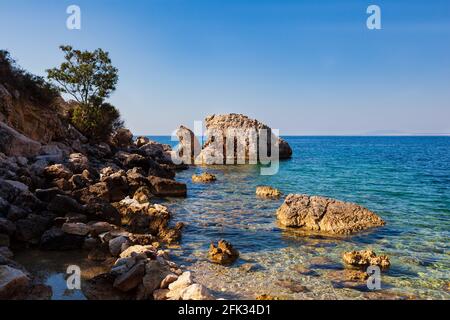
left=47, top=45, right=118, bottom=106
left=47, top=45, right=123, bottom=141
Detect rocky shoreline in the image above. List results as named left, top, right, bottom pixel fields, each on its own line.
left=1, top=57, right=394, bottom=300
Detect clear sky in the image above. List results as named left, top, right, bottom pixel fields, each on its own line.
left=1, top=0, right=449, bottom=135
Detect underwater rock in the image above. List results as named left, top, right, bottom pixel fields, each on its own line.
left=342, top=250, right=391, bottom=269
left=276, top=194, right=385, bottom=235
left=192, top=172, right=216, bottom=183
left=256, top=186, right=281, bottom=198
left=208, top=240, right=239, bottom=265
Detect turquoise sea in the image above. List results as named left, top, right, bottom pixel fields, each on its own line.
left=151, top=136, right=450, bottom=299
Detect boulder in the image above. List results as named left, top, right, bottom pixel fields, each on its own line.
left=167, top=271, right=194, bottom=300
left=148, top=176, right=187, bottom=197
left=133, top=186, right=153, bottom=204
left=208, top=240, right=239, bottom=265
left=109, top=236, right=129, bottom=256
left=0, top=121, right=41, bottom=157
left=40, top=227, right=85, bottom=250
left=135, top=136, right=150, bottom=148
left=256, top=186, right=281, bottom=198
left=43, top=164, right=73, bottom=180
left=142, top=260, right=171, bottom=297
left=48, top=194, right=85, bottom=215
left=0, top=217, right=16, bottom=236
left=343, top=250, right=391, bottom=269
left=197, top=114, right=292, bottom=164
left=160, top=273, right=178, bottom=289
left=113, top=260, right=145, bottom=292
left=67, top=153, right=90, bottom=174
left=0, top=265, right=30, bottom=299
left=15, top=214, right=53, bottom=243
left=111, top=128, right=133, bottom=148
left=276, top=194, right=386, bottom=235
left=119, top=245, right=155, bottom=259
left=181, top=284, right=214, bottom=300
left=61, top=222, right=91, bottom=236
left=192, top=172, right=216, bottom=183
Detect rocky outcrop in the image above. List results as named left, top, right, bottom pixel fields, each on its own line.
left=276, top=194, right=385, bottom=235
left=208, top=240, right=239, bottom=265
left=0, top=122, right=41, bottom=157
left=256, top=186, right=281, bottom=198
left=343, top=250, right=391, bottom=269
left=192, top=172, right=216, bottom=183
left=148, top=176, right=187, bottom=197
left=175, top=114, right=292, bottom=165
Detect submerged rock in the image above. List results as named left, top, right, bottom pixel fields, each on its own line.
left=256, top=186, right=281, bottom=198
left=192, top=172, right=216, bottom=183
left=276, top=194, right=385, bottom=235
left=342, top=250, right=391, bottom=269
left=208, top=240, right=239, bottom=265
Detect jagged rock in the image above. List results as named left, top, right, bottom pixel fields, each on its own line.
left=192, top=172, right=216, bottom=183
left=67, top=153, right=90, bottom=174
left=148, top=176, right=187, bottom=197
left=40, top=227, right=85, bottom=250
left=69, top=173, right=91, bottom=190
left=157, top=222, right=184, bottom=244
left=61, top=222, right=91, bottom=236
left=276, top=194, right=386, bottom=235
left=113, top=260, right=145, bottom=292
left=256, top=186, right=281, bottom=198
left=94, top=170, right=129, bottom=202
left=0, top=265, right=30, bottom=299
left=174, top=125, right=201, bottom=164
left=181, top=284, right=214, bottom=300
left=135, top=136, right=150, bottom=148
left=343, top=250, right=391, bottom=269
left=208, top=240, right=239, bottom=265
left=147, top=159, right=175, bottom=179
left=197, top=114, right=292, bottom=164
left=133, top=186, right=153, bottom=203
left=139, top=141, right=172, bottom=163
left=126, top=169, right=150, bottom=193
left=0, top=121, right=41, bottom=157
left=43, top=164, right=73, bottom=180
left=111, top=128, right=133, bottom=148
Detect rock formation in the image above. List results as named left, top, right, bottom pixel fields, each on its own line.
left=208, top=240, right=239, bottom=265
left=175, top=114, right=292, bottom=165
left=192, top=172, right=216, bottom=183
left=276, top=194, right=385, bottom=235
left=342, top=250, right=390, bottom=269
left=256, top=186, right=281, bottom=198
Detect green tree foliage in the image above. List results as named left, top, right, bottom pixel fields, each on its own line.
left=47, top=45, right=123, bottom=141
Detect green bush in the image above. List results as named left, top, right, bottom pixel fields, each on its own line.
left=0, top=50, right=59, bottom=106
left=70, top=102, right=124, bottom=142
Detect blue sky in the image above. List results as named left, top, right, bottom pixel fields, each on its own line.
left=1, top=0, right=449, bottom=135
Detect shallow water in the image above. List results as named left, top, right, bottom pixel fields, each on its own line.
left=16, top=136, right=450, bottom=299
left=154, top=136, right=450, bottom=299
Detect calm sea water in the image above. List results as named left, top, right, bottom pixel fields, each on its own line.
left=16, top=136, right=450, bottom=299
left=151, top=136, right=450, bottom=299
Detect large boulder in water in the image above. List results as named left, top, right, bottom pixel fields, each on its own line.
left=198, top=114, right=292, bottom=164
left=276, top=194, right=385, bottom=235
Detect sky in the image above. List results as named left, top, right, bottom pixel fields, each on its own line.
left=1, top=0, right=450, bottom=135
